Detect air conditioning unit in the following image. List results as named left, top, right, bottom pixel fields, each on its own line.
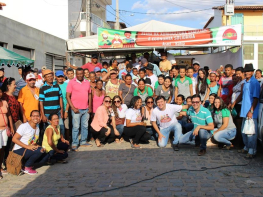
left=224, top=4, right=234, bottom=16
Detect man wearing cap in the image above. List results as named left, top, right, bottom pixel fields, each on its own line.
left=18, top=73, right=40, bottom=122
left=55, top=70, right=68, bottom=138
left=143, top=52, right=162, bottom=76
left=119, top=63, right=134, bottom=80
left=142, top=59, right=158, bottom=89
left=39, top=69, right=64, bottom=132
left=193, top=61, right=200, bottom=78
left=66, top=68, right=92, bottom=151
left=67, top=54, right=102, bottom=72
left=94, top=67, right=101, bottom=80
left=14, top=66, right=33, bottom=97
left=0, top=68, right=6, bottom=87
left=239, top=63, right=260, bottom=159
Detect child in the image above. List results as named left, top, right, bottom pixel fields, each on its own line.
left=154, top=74, right=165, bottom=91
left=132, top=67, right=140, bottom=86
left=218, top=64, right=234, bottom=105
left=176, top=94, right=187, bottom=120
left=174, top=66, right=193, bottom=101
left=94, top=67, right=101, bottom=80
left=187, top=67, right=197, bottom=95
left=102, top=62, right=109, bottom=69
left=207, top=93, right=217, bottom=113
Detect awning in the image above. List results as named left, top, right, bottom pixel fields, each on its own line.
left=0, top=46, right=34, bottom=67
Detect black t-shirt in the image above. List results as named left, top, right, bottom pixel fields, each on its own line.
left=145, top=77, right=151, bottom=85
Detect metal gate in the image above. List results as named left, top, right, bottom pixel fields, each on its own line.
left=46, top=54, right=53, bottom=70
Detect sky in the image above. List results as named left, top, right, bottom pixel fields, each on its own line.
left=0, top=0, right=262, bottom=40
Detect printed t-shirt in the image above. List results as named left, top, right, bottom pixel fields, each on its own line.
left=13, top=122, right=39, bottom=151
left=219, top=76, right=234, bottom=103
left=151, top=104, right=182, bottom=130
left=124, top=108, right=142, bottom=126
left=2, top=93, right=20, bottom=123
left=213, top=109, right=236, bottom=130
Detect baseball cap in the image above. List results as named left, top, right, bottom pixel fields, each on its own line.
left=26, top=73, right=36, bottom=80
left=42, top=66, right=47, bottom=70
left=101, top=68, right=108, bottom=73
left=193, top=61, right=200, bottom=66
left=92, top=54, right=98, bottom=59
left=42, top=69, right=53, bottom=77
left=141, top=58, right=148, bottom=65
left=94, top=67, right=101, bottom=72
left=145, top=64, right=154, bottom=70
left=55, top=70, right=64, bottom=77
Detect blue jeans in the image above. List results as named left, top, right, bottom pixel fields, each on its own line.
left=14, top=147, right=44, bottom=167
left=178, top=120, right=194, bottom=132
left=71, top=108, right=89, bottom=147
left=241, top=118, right=258, bottom=155
left=158, top=122, right=182, bottom=147
left=116, top=124, right=124, bottom=136
left=44, top=111, right=65, bottom=137
left=213, top=128, right=236, bottom=145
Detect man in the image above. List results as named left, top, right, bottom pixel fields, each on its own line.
left=68, top=54, right=102, bottom=72
left=239, top=64, right=260, bottom=158
left=119, top=63, right=134, bottom=80
left=192, top=61, right=200, bottom=78
left=218, top=64, right=234, bottom=105
left=255, top=69, right=263, bottom=84
left=0, top=67, right=6, bottom=87
left=151, top=96, right=188, bottom=151
left=139, top=68, right=151, bottom=86
left=65, top=68, right=75, bottom=83
left=14, top=66, right=32, bottom=97
left=159, top=52, right=172, bottom=75
left=143, top=53, right=162, bottom=76
left=144, top=63, right=158, bottom=90
left=66, top=68, right=92, bottom=151
left=179, top=94, right=214, bottom=156
left=56, top=70, right=69, bottom=139
left=18, top=73, right=40, bottom=123
left=39, top=69, right=64, bottom=133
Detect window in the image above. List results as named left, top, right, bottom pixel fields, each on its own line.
left=13, top=45, right=32, bottom=59
left=258, top=44, right=263, bottom=71
left=243, top=44, right=254, bottom=60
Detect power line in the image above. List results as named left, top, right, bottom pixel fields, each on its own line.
left=163, top=0, right=194, bottom=10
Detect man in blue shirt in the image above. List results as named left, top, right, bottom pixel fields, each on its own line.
left=192, top=61, right=200, bottom=78
left=239, top=63, right=260, bottom=158
left=119, top=63, right=133, bottom=80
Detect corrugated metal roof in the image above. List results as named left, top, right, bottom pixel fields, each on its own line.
left=213, top=5, right=263, bottom=10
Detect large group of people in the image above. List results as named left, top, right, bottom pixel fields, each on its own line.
left=0, top=51, right=262, bottom=179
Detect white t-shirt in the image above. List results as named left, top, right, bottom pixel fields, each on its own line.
left=151, top=104, right=182, bottom=130
left=35, top=79, right=43, bottom=88
left=132, top=62, right=140, bottom=70
left=191, top=77, right=197, bottom=94
left=13, top=122, right=40, bottom=151
left=148, top=74, right=158, bottom=90
left=117, top=104, right=128, bottom=118
left=124, top=108, right=142, bottom=126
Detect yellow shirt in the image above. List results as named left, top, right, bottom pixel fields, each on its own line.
left=159, top=60, right=172, bottom=72
left=18, top=86, right=40, bottom=121
left=42, top=125, right=61, bottom=153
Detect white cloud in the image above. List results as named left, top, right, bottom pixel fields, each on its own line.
left=131, top=1, right=145, bottom=10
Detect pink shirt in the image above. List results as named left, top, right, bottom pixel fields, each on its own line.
left=81, top=62, right=102, bottom=72
left=91, top=105, right=110, bottom=131
left=66, top=78, right=91, bottom=109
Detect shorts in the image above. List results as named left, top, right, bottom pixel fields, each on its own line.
left=0, top=129, right=8, bottom=148
left=64, top=117, right=69, bottom=130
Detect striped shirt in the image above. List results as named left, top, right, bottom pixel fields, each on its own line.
left=39, top=82, right=62, bottom=117
left=187, top=105, right=213, bottom=129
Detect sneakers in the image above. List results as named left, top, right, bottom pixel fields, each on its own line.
left=237, top=149, right=248, bottom=154
left=172, top=144, right=179, bottom=151
left=22, top=167, right=38, bottom=175
left=198, top=149, right=206, bottom=156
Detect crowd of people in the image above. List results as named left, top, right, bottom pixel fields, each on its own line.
left=0, top=51, right=262, bottom=178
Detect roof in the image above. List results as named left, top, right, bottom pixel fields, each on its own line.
left=203, top=16, right=214, bottom=29
left=213, top=5, right=263, bottom=10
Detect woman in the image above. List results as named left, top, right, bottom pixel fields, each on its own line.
left=155, top=76, right=173, bottom=103
left=0, top=89, right=14, bottom=179
left=92, top=80, right=105, bottom=114
left=112, top=95, right=128, bottom=142
left=109, top=58, right=119, bottom=70
left=89, top=72, right=96, bottom=89
left=142, top=96, right=156, bottom=140
left=84, top=69, right=90, bottom=80
left=133, top=79, right=153, bottom=106
left=118, top=74, right=136, bottom=106
left=212, top=97, right=236, bottom=150
left=207, top=93, right=217, bottom=113
left=123, top=96, right=151, bottom=148
left=90, top=96, right=119, bottom=147
left=41, top=114, right=69, bottom=163
left=209, top=72, right=219, bottom=94
left=196, top=69, right=210, bottom=107
left=104, top=70, right=121, bottom=99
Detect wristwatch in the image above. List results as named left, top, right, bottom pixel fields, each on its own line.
left=250, top=109, right=254, bottom=114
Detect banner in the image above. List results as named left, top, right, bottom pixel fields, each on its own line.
left=98, top=24, right=241, bottom=49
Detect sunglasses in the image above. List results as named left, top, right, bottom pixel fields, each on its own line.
left=114, top=100, right=121, bottom=103
left=104, top=100, right=111, bottom=103
left=147, top=101, right=154, bottom=104
left=192, top=101, right=200, bottom=104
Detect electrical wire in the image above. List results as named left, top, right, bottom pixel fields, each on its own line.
left=163, top=0, right=194, bottom=10
left=73, top=159, right=253, bottom=197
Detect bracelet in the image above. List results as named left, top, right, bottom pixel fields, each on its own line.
left=65, top=111, right=68, bottom=113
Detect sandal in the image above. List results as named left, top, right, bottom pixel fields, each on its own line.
left=115, top=139, right=121, bottom=144
left=95, top=139, right=104, bottom=147
left=131, top=143, right=141, bottom=149
left=120, top=138, right=124, bottom=143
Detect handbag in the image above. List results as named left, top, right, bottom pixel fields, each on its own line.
left=242, top=118, right=255, bottom=135
left=6, top=149, right=26, bottom=175
left=0, top=103, right=11, bottom=137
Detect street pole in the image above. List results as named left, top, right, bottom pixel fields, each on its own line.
left=86, top=0, right=91, bottom=36
left=115, top=0, right=120, bottom=30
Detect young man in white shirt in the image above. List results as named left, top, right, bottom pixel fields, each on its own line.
left=145, top=63, right=158, bottom=90
left=151, top=96, right=188, bottom=151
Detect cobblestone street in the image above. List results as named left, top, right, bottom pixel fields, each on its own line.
left=1, top=140, right=263, bottom=197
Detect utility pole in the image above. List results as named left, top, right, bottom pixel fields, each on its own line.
left=115, top=0, right=120, bottom=30
left=86, top=0, right=91, bottom=36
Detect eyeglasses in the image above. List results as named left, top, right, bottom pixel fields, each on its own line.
left=104, top=100, right=111, bottom=103
left=147, top=101, right=154, bottom=104
left=114, top=100, right=121, bottom=103
left=192, top=101, right=200, bottom=104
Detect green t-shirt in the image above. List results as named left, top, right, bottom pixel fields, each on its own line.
left=154, top=81, right=160, bottom=90
left=213, top=108, right=236, bottom=131
left=59, top=82, right=68, bottom=111
left=174, top=76, right=193, bottom=98
left=134, top=86, right=153, bottom=105
left=182, top=104, right=187, bottom=112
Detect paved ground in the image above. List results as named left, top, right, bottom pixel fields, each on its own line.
left=1, top=140, right=263, bottom=197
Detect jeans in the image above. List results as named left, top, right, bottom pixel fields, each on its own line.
left=44, top=111, right=65, bottom=137
left=14, top=147, right=43, bottom=167
left=179, top=129, right=212, bottom=150
left=213, top=128, right=236, bottom=145
left=116, top=124, right=124, bottom=136
left=178, top=120, right=194, bottom=133
left=241, top=118, right=258, bottom=155
left=71, top=108, right=89, bottom=147
left=158, top=122, right=182, bottom=147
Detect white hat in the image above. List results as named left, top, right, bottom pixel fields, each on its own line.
left=193, top=61, right=200, bottom=66
left=170, top=60, right=176, bottom=65
left=26, top=73, right=36, bottom=80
